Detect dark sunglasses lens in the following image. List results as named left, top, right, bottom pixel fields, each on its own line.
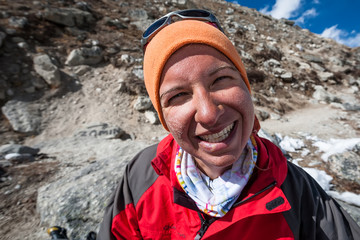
left=179, top=10, right=210, bottom=17
left=143, top=17, right=167, bottom=38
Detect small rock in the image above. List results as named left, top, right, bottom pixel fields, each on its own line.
left=270, top=113, right=281, bottom=120
left=128, top=8, right=148, bottom=20
left=282, top=18, right=295, bottom=26
left=0, top=144, right=40, bottom=157
left=5, top=153, right=35, bottom=163
left=132, top=67, right=144, bottom=80
left=310, top=63, right=325, bottom=72
left=1, top=100, right=41, bottom=134
left=281, top=72, right=293, bottom=82
left=17, top=41, right=29, bottom=49
left=299, top=62, right=311, bottom=70
left=258, top=110, right=270, bottom=121
left=263, top=59, right=281, bottom=69
left=73, top=65, right=91, bottom=76
left=225, top=8, right=234, bottom=15
left=273, top=68, right=285, bottom=76
left=33, top=54, right=62, bottom=87
left=120, top=54, right=135, bottom=65
left=312, top=85, right=338, bottom=103
left=133, top=96, right=152, bottom=111
left=65, top=46, right=103, bottom=66
left=145, top=111, right=158, bottom=124
left=303, top=54, right=323, bottom=64
left=328, top=151, right=360, bottom=184
left=104, top=17, right=127, bottom=29
left=295, top=44, right=303, bottom=51
left=8, top=16, right=28, bottom=28
left=317, top=72, right=334, bottom=82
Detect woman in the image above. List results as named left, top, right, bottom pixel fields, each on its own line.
left=98, top=10, right=360, bottom=239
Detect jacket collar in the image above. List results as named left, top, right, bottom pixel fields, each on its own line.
left=151, top=133, right=288, bottom=188
left=150, top=133, right=291, bottom=232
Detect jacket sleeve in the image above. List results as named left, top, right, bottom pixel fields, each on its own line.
left=282, top=162, right=360, bottom=240
left=97, top=144, right=159, bottom=240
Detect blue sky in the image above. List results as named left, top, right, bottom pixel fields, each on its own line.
left=227, top=0, right=360, bottom=48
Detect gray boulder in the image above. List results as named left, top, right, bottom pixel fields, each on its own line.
left=1, top=100, right=41, bottom=134
left=303, top=54, right=323, bottom=64
left=65, top=46, right=103, bottom=66
left=133, top=96, right=152, bottom=111
left=145, top=111, right=158, bottom=124
left=312, top=85, right=339, bottom=103
left=317, top=72, right=334, bottom=82
left=263, top=59, right=281, bottom=69
left=8, top=16, right=28, bottom=28
left=33, top=54, right=62, bottom=87
left=42, top=8, right=95, bottom=27
left=281, top=72, right=293, bottom=82
left=328, top=150, right=360, bottom=185
left=0, top=144, right=39, bottom=157
left=36, top=137, right=150, bottom=239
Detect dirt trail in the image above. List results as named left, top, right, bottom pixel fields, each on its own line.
left=261, top=103, right=359, bottom=140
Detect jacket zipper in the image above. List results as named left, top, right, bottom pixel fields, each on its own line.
left=195, top=212, right=216, bottom=240
left=194, top=181, right=277, bottom=239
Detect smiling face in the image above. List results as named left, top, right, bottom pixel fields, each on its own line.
left=160, top=44, right=254, bottom=179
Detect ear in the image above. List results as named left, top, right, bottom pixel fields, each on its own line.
left=253, top=115, right=260, bottom=134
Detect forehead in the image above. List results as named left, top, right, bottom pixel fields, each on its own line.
left=160, top=44, right=235, bottom=80
left=167, top=44, right=231, bottom=67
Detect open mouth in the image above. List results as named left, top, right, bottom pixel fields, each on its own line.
left=198, top=122, right=235, bottom=143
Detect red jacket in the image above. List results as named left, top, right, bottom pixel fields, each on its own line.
left=98, top=134, right=360, bottom=239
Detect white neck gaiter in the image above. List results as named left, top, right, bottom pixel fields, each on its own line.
left=174, top=136, right=258, bottom=217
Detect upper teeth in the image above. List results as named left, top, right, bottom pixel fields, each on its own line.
left=199, top=123, right=234, bottom=143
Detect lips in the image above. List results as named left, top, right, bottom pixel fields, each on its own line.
left=198, top=122, right=235, bottom=143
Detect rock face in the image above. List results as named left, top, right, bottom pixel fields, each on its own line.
left=328, top=148, right=360, bottom=185
left=36, top=137, right=149, bottom=239
left=42, top=7, right=95, bottom=27
left=1, top=100, right=42, bottom=134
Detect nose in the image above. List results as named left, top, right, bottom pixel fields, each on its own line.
left=194, top=90, right=224, bottom=127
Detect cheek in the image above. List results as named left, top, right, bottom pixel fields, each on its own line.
left=228, top=89, right=253, bottom=112
left=163, top=108, right=188, bottom=140
left=231, top=91, right=254, bottom=125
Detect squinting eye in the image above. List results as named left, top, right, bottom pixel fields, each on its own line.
left=169, top=92, right=187, bottom=103
left=213, top=76, right=229, bottom=85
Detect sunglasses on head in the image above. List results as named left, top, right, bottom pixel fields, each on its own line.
left=141, top=9, right=224, bottom=51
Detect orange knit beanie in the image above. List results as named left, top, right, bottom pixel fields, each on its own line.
left=143, top=20, right=251, bottom=131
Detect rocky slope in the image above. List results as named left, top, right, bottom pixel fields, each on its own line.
left=0, top=0, right=359, bottom=239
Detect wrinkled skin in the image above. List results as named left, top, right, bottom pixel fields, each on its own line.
left=160, top=44, right=254, bottom=179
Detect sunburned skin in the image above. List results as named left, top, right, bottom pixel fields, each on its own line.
left=160, top=44, right=254, bottom=179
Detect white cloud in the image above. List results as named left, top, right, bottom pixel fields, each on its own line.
left=295, top=8, right=318, bottom=24
left=260, top=0, right=301, bottom=19
left=321, top=25, right=360, bottom=47
left=312, top=0, right=320, bottom=4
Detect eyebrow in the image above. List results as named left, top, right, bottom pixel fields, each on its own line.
left=208, top=65, right=238, bottom=76
left=160, top=86, right=185, bottom=100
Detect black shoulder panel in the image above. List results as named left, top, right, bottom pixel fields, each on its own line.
left=127, top=144, right=159, bottom=207
left=281, top=161, right=360, bottom=240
